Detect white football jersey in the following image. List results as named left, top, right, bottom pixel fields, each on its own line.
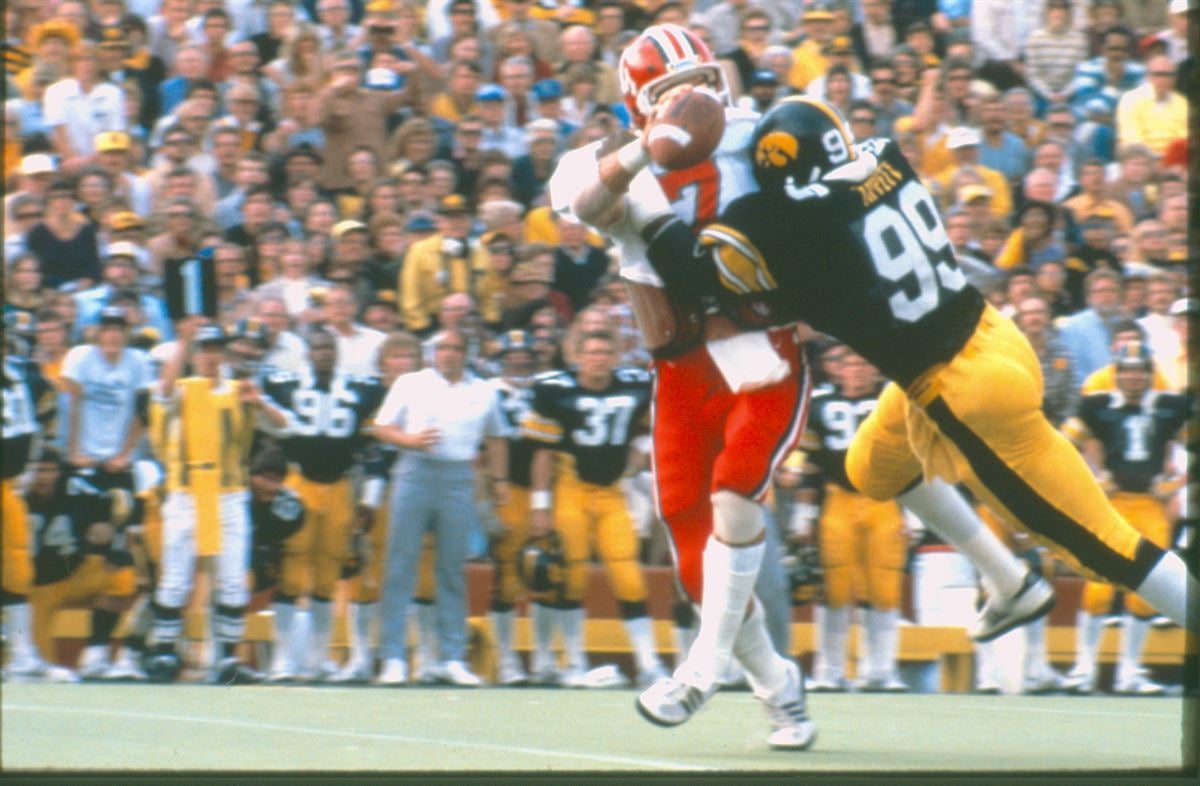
left=548, top=107, right=760, bottom=288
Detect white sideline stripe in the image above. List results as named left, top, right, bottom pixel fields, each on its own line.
left=5, top=703, right=711, bottom=771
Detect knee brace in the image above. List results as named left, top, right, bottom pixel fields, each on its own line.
left=711, top=490, right=764, bottom=545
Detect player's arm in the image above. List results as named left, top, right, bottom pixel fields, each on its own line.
left=563, top=131, right=650, bottom=228
left=523, top=381, right=565, bottom=537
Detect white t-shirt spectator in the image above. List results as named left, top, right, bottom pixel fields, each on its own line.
left=333, top=323, right=387, bottom=377
left=43, top=79, right=125, bottom=157
left=62, top=344, right=152, bottom=461
left=374, top=367, right=508, bottom=462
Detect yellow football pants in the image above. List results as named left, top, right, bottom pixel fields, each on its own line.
left=282, top=474, right=353, bottom=599
left=1080, top=493, right=1172, bottom=618
left=848, top=305, right=1153, bottom=590
left=554, top=475, right=646, bottom=604
left=490, top=486, right=531, bottom=606
left=819, top=485, right=906, bottom=610
left=2, top=479, right=32, bottom=595
left=29, top=556, right=136, bottom=660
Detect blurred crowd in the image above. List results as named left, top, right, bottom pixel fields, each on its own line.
left=1, top=0, right=1192, bottom=690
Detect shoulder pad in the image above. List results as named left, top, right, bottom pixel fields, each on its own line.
left=267, top=370, right=298, bottom=385
left=614, top=367, right=651, bottom=384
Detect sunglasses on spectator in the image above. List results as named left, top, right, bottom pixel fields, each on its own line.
left=872, top=77, right=895, bottom=84
left=744, top=24, right=770, bottom=33
left=850, top=115, right=876, bottom=124
left=168, top=210, right=194, bottom=218
left=17, top=210, right=44, bottom=220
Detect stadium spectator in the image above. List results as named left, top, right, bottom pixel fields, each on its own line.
left=1057, top=269, right=1126, bottom=388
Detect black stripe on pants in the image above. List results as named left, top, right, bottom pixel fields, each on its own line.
left=923, top=398, right=1163, bottom=590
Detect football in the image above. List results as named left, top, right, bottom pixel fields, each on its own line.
left=645, top=85, right=725, bottom=171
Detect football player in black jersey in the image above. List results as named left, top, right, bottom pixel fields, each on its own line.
left=23, top=449, right=138, bottom=682
left=638, top=96, right=1197, bottom=635
left=260, top=329, right=386, bottom=681
left=1061, top=343, right=1191, bottom=695
left=523, top=330, right=667, bottom=688
left=487, top=330, right=541, bottom=686
left=2, top=333, right=64, bottom=681
left=799, top=350, right=909, bottom=692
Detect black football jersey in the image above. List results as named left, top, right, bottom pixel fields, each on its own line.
left=27, top=476, right=126, bottom=585
left=1077, top=391, right=1190, bottom=493
left=690, top=139, right=985, bottom=388
left=801, top=386, right=880, bottom=491
left=3, top=357, right=55, bottom=480
left=495, top=379, right=537, bottom=489
left=524, top=368, right=651, bottom=486
left=262, top=368, right=386, bottom=483
left=250, top=487, right=306, bottom=546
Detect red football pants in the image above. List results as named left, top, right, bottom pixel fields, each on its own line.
left=652, top=327, right=811, bottom=602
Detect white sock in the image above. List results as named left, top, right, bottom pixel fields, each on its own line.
left=310, top=599, right=332, bottom=668
left=673, top=623, right=697, bottom=672
left=414, top=602, right=439, bottom=670
left=1023, top=615, right=1048, bottom=679
left=530, top=603, right=556, bottom=673
left=346, top=603, right=372, bottom=667
left=1133, top=550, right=1199, bottom=631
left=622, top=616, right=662, bottom=673
left=899, top=480, right=1024, bottom=597
left=490, top=609, right=516, bottom=662
left=974, top=640, right=999, bottom=688
left=855, top=607, right=871, bottom=682
left=4, top=603, right=38, bottom=663
left=1117, top=613, right=1151, bottom=684
left=1072, top=610, right=1102, bottom=677
left=731, top=599, right=791, bottom=703
left=290, top=609, right=310, bottom=673
left=872, top=608, right=900, bottom=679
left=685, top=537, right=765, bottom=688
left=821, top=605, right=851, bottom=683
left=560, top=607, right=587, bottom=672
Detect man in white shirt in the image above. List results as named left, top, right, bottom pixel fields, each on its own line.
left=258, top=296, right=309, bottom=374
left=323, top=285, right=387, bottom=377
left=373, top=328, right=509, bottom=686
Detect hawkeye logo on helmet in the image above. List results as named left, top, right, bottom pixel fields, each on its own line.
left=755, top=131, right=799, bottom=168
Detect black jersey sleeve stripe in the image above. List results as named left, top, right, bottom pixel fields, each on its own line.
left=923, top=396, right=1164, bottom=590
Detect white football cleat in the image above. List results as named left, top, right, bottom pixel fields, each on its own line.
left=376, top=657, right=409, bottom=686
left=1062, top=667, right=1095, bottom=695
left=103, top=650, right=148, bottom=681
left=762, top=662, right=816, bottom=751
left=971, top=571, right=1056, bottom=643
left=496, top=654, right=528, bottom=686
left=78, top=645, right=112, bottom=680
left=441, top=660, right=483, bottom=687
left=1114, top=670, right=1166, bottom=696
left=805, top=676, right=850, bottom=693
left=1023, top=669, right=1065, bottom=695
left=329, top=656, right=373, bottom=684
left=636, top=672, right=716, bottom=727
left=4, top=656, right=80, bottom=683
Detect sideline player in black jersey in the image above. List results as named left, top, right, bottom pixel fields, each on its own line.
left=523, top=330, right=667, bottom=688
left=1061, top=343, right=1191, bottom=695
left=261, top=329, right=386, bottom=681
left=23, top=449, right=138, bottom=681
left=487, top=330, right=542, bottom=686
left=2, top=339, right=64, bottom=681
left=799, top=350, right=908, bottom=693
left=638, top=96, right=1197, bottom=634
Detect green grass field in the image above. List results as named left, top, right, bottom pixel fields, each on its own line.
left=0, top=683, right=1192, bottom=774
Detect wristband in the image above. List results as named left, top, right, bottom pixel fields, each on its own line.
left=616, top=138, right=650, bottom=175
left=531, top=490, right=552, bottom=510
left=361, top=477, right=385, bottom=510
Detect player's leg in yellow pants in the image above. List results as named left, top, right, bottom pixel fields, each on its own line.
left=28, top=557, right=112, bottom=661
left=2, top=480, right=33, bottom=598
left=886, top=306, right=1155, bottom=592
left=490, top=487, right=532, bottom=609
left=1082, top=494, right=1172, bottom=617
left=592, top=485, right=648, bottom=606
left=281, top=474, right=353, bottom=601
left=819, top=488, right=859, bottom=611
